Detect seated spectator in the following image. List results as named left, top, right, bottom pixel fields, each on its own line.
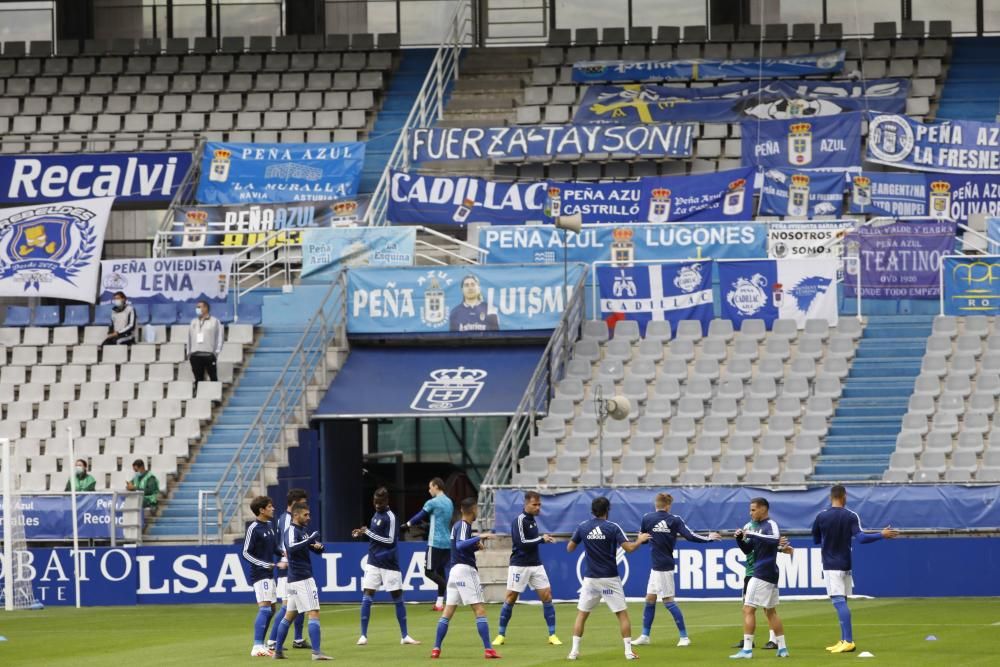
left=65, top=458, right=97, bottom=492
left=188, top=300, right=224, bottom=386
left=103, top=291, right=136, bottom=346
left=126, top=458, right=159, bottom=508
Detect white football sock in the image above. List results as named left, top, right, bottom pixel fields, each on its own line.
left=770, top=629, right=777, bottom=642
left=776, top=635, right=786, bottom=650
left=623, top=637, right=632, bottom=654
left=572, top=636, right=582, bottom=652
left=743, top=634, right=754, bottom=651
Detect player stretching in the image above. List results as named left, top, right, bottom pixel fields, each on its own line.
left=242, top=496, right=284, bottom=657
left=404, top=477, right=454, bottom=611
left=431, top=498, right=500, bottom=659
left=494, top=490, right=561, bottom=647
left=812, top=485, right=899, bottom=654
left=272, top=502, right=332, bottom=661
left=269, top=489, right=309, bottom=651
left=732, top=515, right=778, bottom=651
left=730, top=497, right=792, bottom=660
left=351, top=487, right=421, bottom=646
left=633, top=492, right=721, bottom=647
left=566, top=496, right=650, bottom=661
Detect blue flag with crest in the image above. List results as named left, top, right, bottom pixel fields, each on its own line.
left=597, top=260, right=713, bottom=337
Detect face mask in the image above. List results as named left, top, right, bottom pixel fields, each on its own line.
left=113, top=299, right=124, bottom=308
left=75, top=466, right=84, bottom=476
left=196, top=307, right=205, bottom=316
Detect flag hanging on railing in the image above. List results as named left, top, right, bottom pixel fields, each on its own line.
left=597, top=260, right=713, bottom=337
left=719, top=257, right=839, bottom=329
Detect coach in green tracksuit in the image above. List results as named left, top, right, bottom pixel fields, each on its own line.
left=126, top=459, right=160, bottom=508
left=65, top=459, right=97, bottom=492
left=734, top=518, right=777, bottom=649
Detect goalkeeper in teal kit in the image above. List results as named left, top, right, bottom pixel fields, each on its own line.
left=404, top=477, right=454, bottom=610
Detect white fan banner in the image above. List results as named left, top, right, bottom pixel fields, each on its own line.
left=0, top=197, right=114, bottom=302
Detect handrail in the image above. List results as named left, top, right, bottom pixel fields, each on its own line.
left=198, top=271, right=348, bottom=543
left=364, top=0, right=472, bottom=227
left=477, top=268, right=587, bottom=529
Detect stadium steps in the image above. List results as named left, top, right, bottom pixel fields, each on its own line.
left=811, top=315, right=933, bottom=482
left=360, top=49, right=439, bottom=193
left=937, top=37, right=1000, bottom=120
left=146, top=326, right=346, bottom=540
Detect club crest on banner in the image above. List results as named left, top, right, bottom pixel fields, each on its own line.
left=419, top=274, right=451, bottom=327
left=410, top=367, right=488, bottom=412
left=332, top=200, right=361, bottom=225
left=787, top=122, right=813, bottom=166
left=208, top=148, right=232, bottom=182
left=868, top=114, right=915, bottom=163
left=788, top=174, right=811, bottom=217
left=852, top=175, right=872, bottom=207
left=546, top=187, right=562, bottom=218
left=929, top=181, right=952, bottom=220
left=726, top=273, right=770, bottom=316
left=0, top=210, right=97, bottom=292
left=673, top=262, right=704, bottom=293
left=611, top=227, right=635, bottom=266
left=724, top=179, right=747, bottom=215
left=648, top=188, right=672, bottom=223
left=611, top=269, right=638, bottom=297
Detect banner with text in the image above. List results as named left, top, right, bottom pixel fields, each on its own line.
left=767, top=221, right=853, bottom=259
left=0, top=197, right=113, bottom=302
left=743, top=113, right=861, bottom=172
left=719, top=257, right=839, bottom=329
left=844, top=221, right=955, bottom=299
left=574, top=79, right=908, bottom=124
left=0, top=494, right=132, bottom=541
left=171, top=197, right=369, bottom=249
left=0, top=152, right=191, bottom=205
left=572, top=49, right=845, bottom=83
left=196, top=142, right=365, bottom=204
left=634, top=167, right=755, bottom=222
left=598, top=260, right=713, bottom=336
left=759, top=169, right=846, bottom=218
left=867, top=113, right=1000, bottom=174
left=848, top=171, right=927, bottom=217
left=387, top=171, right=547, bottom=226
left=479, top=223, right=769, bottom=265
left=99, top=256, right=232, bottom=304
left=347, top=264, right=585, bottom=334
left=409, top=125, right=694, bottom=161
left=301, top=227, right=416, bottom=278
left=942, top=255, right=1000, bottom=316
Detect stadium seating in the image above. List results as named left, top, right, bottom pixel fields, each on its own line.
left=886, top=315, right=1000, bottom=482
left=0, top=33, right=400, bottom=153
left=513, top=317, right=862, bottom=487
left=0, top=305, right=257, bottom=497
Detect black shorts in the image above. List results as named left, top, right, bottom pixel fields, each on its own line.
left=427, top=546, right=450, bottom=574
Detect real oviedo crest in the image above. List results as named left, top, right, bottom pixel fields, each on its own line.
left=410, top=367, right=488, bottom=412
left=787, top=122, right=812, bottom=166
left=0, top=198, right=112, bottom=301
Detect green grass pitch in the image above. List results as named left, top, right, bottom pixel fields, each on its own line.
left=1, top=598, right=997, bottom=665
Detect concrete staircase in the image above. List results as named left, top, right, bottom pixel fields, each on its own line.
left=477, top=534, right=513, bottom=603
left=812, top=315, right=933, bottom=482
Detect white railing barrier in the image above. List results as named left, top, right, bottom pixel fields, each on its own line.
left=364, top=0, right=472, bottom=227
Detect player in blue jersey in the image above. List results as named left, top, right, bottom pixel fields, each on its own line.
left=272, top=502, right=333, bottom=661
left=730, top=497, right=793, bottom=660
left=430, top=497, right=500, bottom=659
left=403, top=477, right=454, bottom=610
left=269, top=488, right=309, bottom=651
left=351, top=487, right=421, bottom=647
left=566, top=496, right=650, bottom=661
left=494, top=490, right=561, bottom=647
left=242, top=496, right=284, bottom=657
left=449, top=275, right=500, bottom=332
left=812, top=485, right=899, bottom=654
left=633, top=492, right=721, bottom=647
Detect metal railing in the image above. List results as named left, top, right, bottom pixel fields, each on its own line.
left=477, top=268, right=587, bottom=529
left=364, top=0, right=472, bottom=227
left=197, top=271, right=348, bottom=543
left=154, top=138, right=206, bottom=250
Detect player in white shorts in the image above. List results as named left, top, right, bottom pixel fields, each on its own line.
left=566, top=496, right=650, bottom=661
left=241, top=495, right=283, bottom=657
left=351, top=487, right=419, bottom=646
left=494, top=491, right=561, bottom=646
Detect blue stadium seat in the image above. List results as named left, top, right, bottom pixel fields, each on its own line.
left=63, top=304, right=91, bottom=326
left=151, top=303, right=179, bottom=325
left=4, top=305, right=31, bottom=326
left=32, top=305, right=61, bottom=326
left=133, top=303, right=151, bottom=324
left=93, top=304, right=113, bottom=325
left=214, top=303, right=235, bottom=324
left=236, top=302, right=262, bottom=325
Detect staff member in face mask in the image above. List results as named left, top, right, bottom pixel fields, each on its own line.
left=188, top=300, right=224, bottom=386
left=65, top=458, right=97, bottom=492
left=103, top=291, right=136, bottom=346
